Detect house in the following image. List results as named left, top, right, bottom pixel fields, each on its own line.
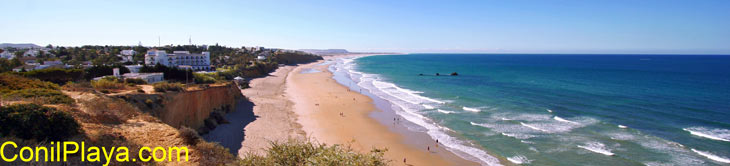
left=93, top=72, right=165, bottom=84
left=118, top=54, right=134, bottom=63
left=257, top=55, right=266, bottom=60
left=12, top=65, right=38, bottom=72
left=19, top=57, right=38, bottom=65
left=125, top=64, right=143, bottom=73
left=120, top=49, right=136, bottom=56
left=122, top=73, right=164, bottom=83
left=145, top=50, right=211, bottom=71
left=43, top=60, right=63, bottom=65
left=0, top=51, right=13, bottom=59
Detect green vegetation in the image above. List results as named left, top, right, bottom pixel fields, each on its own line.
left=91, top=76, right=127, bottom=90
left=153, top=82, right=184, bottom=92
left=0, top=58, right=23, bottom=73
left=0, top=104, right=80, bottom=140
left=84, top=65, right=130, bottom=80
left=0, top=73, right=59, bottom=91
left=193, top=72, right=222, bottom=84
left=0, top=73, right=73, bottom=105
left=124, top=78, right=148, bottom=85
left=239, top=140, right=389, bottom=166
left=179, top=126, right=202, bottom=145
left=22, top=68, right=84, bottom=85
left=139, top=63, right=194, bottom=82
left=2, top=88, right=74, bottom=104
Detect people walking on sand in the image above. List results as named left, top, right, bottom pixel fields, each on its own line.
left=436, top=139, right=439, bottom=147
left=403, top=158, right=406, bottom=163
left=427, top=146, right=430, bottom=151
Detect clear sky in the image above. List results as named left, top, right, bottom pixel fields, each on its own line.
left=2, top=0, right=729, bottom=54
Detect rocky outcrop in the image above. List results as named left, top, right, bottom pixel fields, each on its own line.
left=117, top=83, right=243, bottom=134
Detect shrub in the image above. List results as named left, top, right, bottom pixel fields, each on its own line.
left=238, top=140, right=389, bottom=166
left=137, top=88, right=145, bottom=93
left=91, top=78, right=126, bottom=90
left=0, top=104, right=80, bottom=141
left=22, top=68, right=84, bottom=85
left=153, top=82, right=183, bottom=92
left=144, top=99, right=154, bottom=107
left=125, top=78, right=147, bottom=85
left=62, top=81, right=94, bottom=92
left=2, top=88, right=74, bottom=105
left=0, top=73, right=59, bottom=92
left=193, top=73, right=218, bottom=84
left=179, top=126, right=201, bottom=145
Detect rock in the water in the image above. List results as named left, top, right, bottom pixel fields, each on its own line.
left=451, top=72, right=459, bottom=76
left=436, top=73, right=440, bottom=76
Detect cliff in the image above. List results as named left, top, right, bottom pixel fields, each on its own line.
left=116, top=83, right=243, bottom=133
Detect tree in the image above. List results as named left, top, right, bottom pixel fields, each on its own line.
left=10, top=58, right=22, bottom=67
left=14, top=51, right=25, bottom=58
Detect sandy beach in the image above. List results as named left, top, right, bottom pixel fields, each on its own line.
left=238, top=54, right=479, bottom=165
left=238, top=65, right=306, bottom=156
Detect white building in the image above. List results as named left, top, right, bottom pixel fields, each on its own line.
left=0, top=51, right=12, bottom=59
left=12, top=65, right=38, bottom=72
left=125, top=64, right=143, bottom=73
left=123, top=73, right=164, bottom=83
left=43, top=60, right=63, bottom=65
left=120, top=49, right=136, bottom=56
left=145, top=50, right=211, bottom=71
left=23, top=50, right=39, bottom=57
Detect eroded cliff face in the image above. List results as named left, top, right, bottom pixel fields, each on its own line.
left=118, top=83, right=243, bottom=133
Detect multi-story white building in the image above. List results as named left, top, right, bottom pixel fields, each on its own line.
left=145, top=50, right=211, bottom=71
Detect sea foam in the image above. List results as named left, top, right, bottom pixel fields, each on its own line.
left=553, top=116, right=579, bottom=124
left=507, top=155, right=532, bottom=164
left=683, top=127, right=730, bottom=142
left=335, top=57, right=502, bottom=166
left=577, top=142, right=614, bottom=156
left=463, top=106, right=481, bottom=112
left=691, top=149, right=730, bottom=163
left=437, top=109, right=455, bottom=114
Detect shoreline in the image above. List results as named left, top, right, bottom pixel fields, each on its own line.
left=287, top=54, right=480, bottom=165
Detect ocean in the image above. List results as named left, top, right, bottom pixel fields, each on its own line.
left=328, top=54, right=730, bottom=166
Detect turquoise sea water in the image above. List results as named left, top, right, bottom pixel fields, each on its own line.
left=331, top=54, right=730, bottom=165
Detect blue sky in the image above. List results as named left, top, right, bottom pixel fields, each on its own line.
left=2, top=0, right=729, bottom=54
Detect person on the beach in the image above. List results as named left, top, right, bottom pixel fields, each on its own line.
left=427, top=146, right=430, bottom=151
left=403, top=158, right=406, bottom=163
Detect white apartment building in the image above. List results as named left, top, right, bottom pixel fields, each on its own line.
left=145, top=50, right=211, bottom=71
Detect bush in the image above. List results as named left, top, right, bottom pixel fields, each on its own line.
left=125, top=78, right=147, bottom=85
left=0, top=73, right=59, bottom=92
left=2, top=88, right=74, bottom=105
left=0, top=104, right=80, bottom=141
left=22, top=68, right=84, bottom=85
left=62, top=81, right=94, bottom=92
left=193, top=73, right=218, bottom=84
left=91, top=78, right=126, bottom=90
left=239, top=140, right=389, bottom=166
left=153, top=82, right=183, bottom=92
left=179, top=126, right=201, bottom=145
